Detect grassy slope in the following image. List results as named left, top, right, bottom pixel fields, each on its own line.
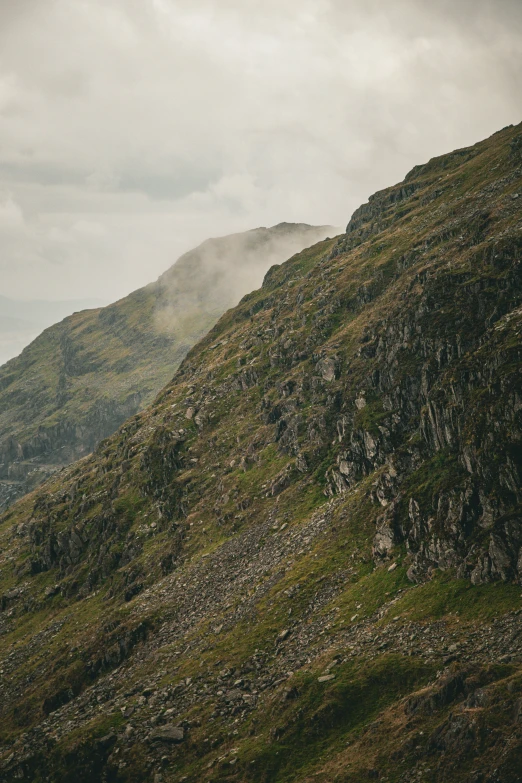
left=0, top=126, right=521, bottom=782
left=0, top=224, right=333, bottom=479
left=0, top=285, right=170, bottom=436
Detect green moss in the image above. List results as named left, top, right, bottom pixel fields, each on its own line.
left=391, top=569, right=522, bottom=623
left=399, top=449, right=466, bottom=512
left=330, top=561, right=410, bottom=627
left=231, top=655, right=434, bottom=783
left=113, top=489, right=146, bottom=523
left=353, top=397, right=391, bottom=436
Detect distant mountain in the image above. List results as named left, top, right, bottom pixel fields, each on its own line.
left=0, top=296, right=106, bottom=366
left=0, top=223, right=335, bottom=509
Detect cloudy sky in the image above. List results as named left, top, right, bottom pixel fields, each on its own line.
left=0, top=0, right=521, bottom=303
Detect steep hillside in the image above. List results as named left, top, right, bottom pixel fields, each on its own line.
left=0, top=296, right=106, bottom=366
left=0, top=223, right=333, bottom=511
left=0, top=123, right=521, bottom=783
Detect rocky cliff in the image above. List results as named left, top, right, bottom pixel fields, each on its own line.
left=0, top=124, right=521, bottom=783
left=0, top=223, right=333, bottom=512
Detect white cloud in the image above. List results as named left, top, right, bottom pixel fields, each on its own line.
left=0, top=193, right=24, bottom=230
left=0, top=0, right=520, bottom=300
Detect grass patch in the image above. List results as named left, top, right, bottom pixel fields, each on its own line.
left=390, top=569, right=522, bottom=624
left=353, top=397, right=391, bottom=436
left=230, top=654, right=435, bottom=783
left=399, top=448, right=466, bottom=512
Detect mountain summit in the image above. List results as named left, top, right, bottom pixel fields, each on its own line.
left=0, top=223, right=334, bottom=511
left=0, top=124, right=521, bottom=782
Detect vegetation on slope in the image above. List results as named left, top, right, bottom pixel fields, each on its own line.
left=0, top=124, right=521, bottom=782
left=0, top=223, right=333, bottom=511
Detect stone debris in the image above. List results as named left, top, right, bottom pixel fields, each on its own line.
left=1, top=123, right=522, bottom=783
left=149, top=726, right=185, bottom=744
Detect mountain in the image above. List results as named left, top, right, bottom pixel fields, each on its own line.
left=0, top=223, right=334, bottom=511
left=0, top=296, right=106, bottom=366
left=0, top=123, right=521, bottom=783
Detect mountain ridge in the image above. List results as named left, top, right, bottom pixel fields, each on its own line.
left=0, top=296, right=107, bottom=367
left=0, top=123, right=521, bottom=782
left=0, top=222, right=334, bottom=512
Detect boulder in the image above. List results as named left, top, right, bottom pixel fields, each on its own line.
left=150, top=725, right=185, bottom=743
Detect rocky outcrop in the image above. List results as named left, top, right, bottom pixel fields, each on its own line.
left=0, top=223, right=335, bottom=512
left=0, top=123, right=521, bottom=783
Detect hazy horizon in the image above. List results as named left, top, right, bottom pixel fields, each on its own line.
left=0, top=293, right=109, bottom=365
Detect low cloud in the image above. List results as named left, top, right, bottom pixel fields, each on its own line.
left=154, top=224, right=337, bottom=338
left=0, top=0, right=520, bottom=301
left=0, top=193, right=24, bottom=230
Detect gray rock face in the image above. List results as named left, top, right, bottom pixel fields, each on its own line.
left=149, top=726, right=184, bottom=743
left=316, top=357, right=336, bottom=382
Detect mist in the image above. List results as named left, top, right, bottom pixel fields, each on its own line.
left=0, top=0, right=520, bottom=304
left=154, top=223, right=336, bottom=338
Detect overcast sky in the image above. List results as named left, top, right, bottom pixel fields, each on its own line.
left=0, top=0, right=521, bottom=302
